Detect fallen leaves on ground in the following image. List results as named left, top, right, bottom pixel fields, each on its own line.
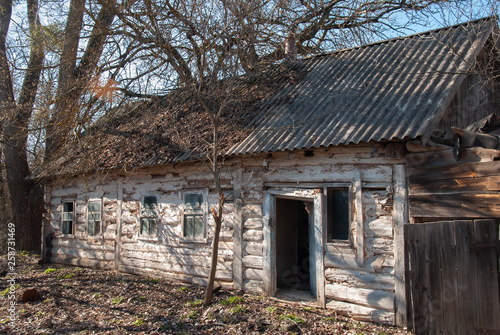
left=0, top=252, right=412, bottom=334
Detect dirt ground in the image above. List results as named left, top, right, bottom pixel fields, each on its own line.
left=0, top=252, right=411, bottom=334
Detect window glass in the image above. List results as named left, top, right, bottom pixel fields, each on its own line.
left=327, top=188, right=350, bottom=241
left=87, top=200, right=101, bottom=236
left=62, top=201, right=74, bottom=235
left=183, top=192, right=204, bottom=238
left=140, top=196, right=158, bottom=236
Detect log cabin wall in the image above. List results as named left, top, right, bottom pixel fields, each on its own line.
left=238, top=146, right=403, bottom=324
left=45, top=164, right=239, bottom=290
left=44, top=144, right=405, bottom=325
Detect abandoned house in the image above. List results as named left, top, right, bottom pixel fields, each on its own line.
left=36, top=17, right=500, bottom=330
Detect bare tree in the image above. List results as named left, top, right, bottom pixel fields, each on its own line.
left=0, top=0, right=117, bottom=251
left=113, top=0, right=470, bottom=304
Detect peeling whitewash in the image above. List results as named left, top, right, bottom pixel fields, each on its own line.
left=44, top=145, right=404, bottom=325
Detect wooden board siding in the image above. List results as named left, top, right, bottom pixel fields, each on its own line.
left=408, top=151, right=500, bottom=219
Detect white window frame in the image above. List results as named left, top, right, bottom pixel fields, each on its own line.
left=61, top=200, right=75, bottom=235
left=139, top=195, right=159, bottom=237
left=87, top=199, right=102, bottom=236
left=181, top=189, right=208, bottom=242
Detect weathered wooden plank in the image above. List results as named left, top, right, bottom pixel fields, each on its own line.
left=410, top=176, right=500, bottom=194
left=242, top=228, right=263, bottom=242
left=243, top=255, right=263, bottom=269
left=243, top=218, right=263, bottom=229
left=243, top=279, right=263, bottom=293
left=115, top=177, right=123, bottom=269
left=119, top=257, right=233, bottom=281
left=314, top=191, right=326, bottom=308
left=120, top=250, right=233, bottom=271
left=52, top=238, right=116, bottom=251
left=243, top=242, right=263, bottom=256
left=426, top=222, right=445, bottom=334
left=393, top=164, right=409, bottom=327
left=51, top=255, right=114, bottom=269
left=326, top=300, right=394, bottom=325
left=354, top=172, right=365, bottom=265
left=325, top=283, right=394, bottom=311
left=454, top=220, right=476, bottom=335
left=410, top=193, right=500, bottom=218
left=406, top=148, right=500, bottom=168
left=409, top=161, right=500, bottom=183
left=405, top=223, right=429, bottom=335
left=324, top=252, right=394, bottom=274
left=473, top=219, right=500, bottom=332
left=233, top=167, right=243, bottom=291
left=325, top=268, right=395, bottom=291
left=52, top=247, right=116, bottom=262
left=242, top=204, right=263, bottom=218
left=244, top=268, right=264, bottom=281
left=439, top=221, right=459, bottom=335
left=262, top=193, right=275, bottom=295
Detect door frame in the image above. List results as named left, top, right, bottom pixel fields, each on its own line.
left=263, top=188, right=326, bottom=307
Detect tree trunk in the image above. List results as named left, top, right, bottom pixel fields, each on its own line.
left=204, top=193, right=224, bottom=305
left=1, top=0, right=45, bottom=251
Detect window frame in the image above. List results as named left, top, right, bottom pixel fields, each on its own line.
left=324, top=183, right=354, bottom=245
left=181, top=189, right=208, bottom=242
left=87, top=199, right=102, bottom=237
left=61, top=200, right=75, bottom=235
left=139, top=195, right=159, bottom=237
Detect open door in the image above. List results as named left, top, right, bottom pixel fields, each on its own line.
left=275, top=198, right=316, bottom=298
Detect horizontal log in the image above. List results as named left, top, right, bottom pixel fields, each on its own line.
left=410, top=175, right=500, bottom=194
left=242, top=255, right=263, bottom=269
left=243, top=229, right=263, bottom=242
left=410, top=193, right=500, bottom=218
left=119, top=257, right=233, bottom=281
left=409, top=161, right=500, bottom=183
left=243, top=279, right=263, bottom=293
left=243, top=242, right=263, bottom=256
left=52, top=247, right=115, bottom=262
left=325, top=268, right=394, bottom=291
left=52, top=238, right=116, bottom=251
left=326, top=299, right=394, bottom=325
left=325, top=282, right=394, bottom=311
left=325, top=252, right=394, bottom=274
left=244, top=268, right=264, bottom=281
left=120, top=250, right=232, bottom=271
left=242, top=204, right=263, bottom=218
left=51, top=255, right=114, bottom=269
left=243, top=218, right=263, bottom=229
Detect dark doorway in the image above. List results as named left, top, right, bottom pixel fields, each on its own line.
left=275, top=198, right=312, bottom=293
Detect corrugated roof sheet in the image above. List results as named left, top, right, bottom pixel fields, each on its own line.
left=227, top=17, right=496, bottom=156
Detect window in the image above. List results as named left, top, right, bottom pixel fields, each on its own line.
left=183, top=192, right=205, bottom=238
left=327, top=188, right=350, bottom=242
left=140, top=195, right=158, bottom=236
left=87, top=200, right=102, bottom=236
left=62, top=201, right=75, bottom=235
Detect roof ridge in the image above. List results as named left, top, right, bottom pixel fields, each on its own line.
left=301, top=15, right=498, bottom=61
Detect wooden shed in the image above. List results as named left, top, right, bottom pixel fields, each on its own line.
left=36, top=17, right=500, bottom=329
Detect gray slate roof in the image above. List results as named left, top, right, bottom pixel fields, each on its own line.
left=228, top=17, right=497, bottom=156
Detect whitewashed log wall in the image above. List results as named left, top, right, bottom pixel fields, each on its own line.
left=45, top=144, right=404, bottom=325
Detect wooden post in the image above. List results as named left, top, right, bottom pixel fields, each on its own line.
left=393, top=164, right=409, bottom=327
left=115, top=177, right=123, bottom=270
left=314, top=190, right=326, bottom=308
left=354, top=172, right=364, bottom=265
left=233, top=167, right=243, bottom=291
left=263, top=193, right=276, bottom=296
